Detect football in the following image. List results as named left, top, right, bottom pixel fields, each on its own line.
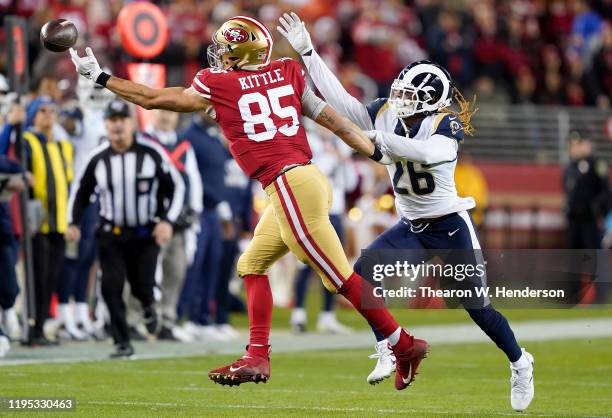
left=40, top=19, right=78, bottom=52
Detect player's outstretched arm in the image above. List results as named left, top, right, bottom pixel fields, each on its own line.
left=106, top=78, right=206, bottom=112
left=278, top=12, right=373, bottom=130
left=369, top=130, right=458, bottom=165
left=316, top=105, right=391, bottom=164
left=70, top=47, right=208, bottom=112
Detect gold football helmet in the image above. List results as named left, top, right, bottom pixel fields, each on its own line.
left=207, top=16, right=273, bottom=71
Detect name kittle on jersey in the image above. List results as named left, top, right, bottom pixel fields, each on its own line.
left=238, top=68, right=285, bottom=90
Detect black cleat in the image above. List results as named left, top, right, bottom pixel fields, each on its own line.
left=110, top=343, right=134, bottom=359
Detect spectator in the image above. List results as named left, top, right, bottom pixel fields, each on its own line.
left=0, top=154, right=25, bottom=343
left=588, top=22, right=612, bottom=108
left=147, top=109, right=203, bottom=342
left=0, top=101, right=24, bottom=340
left=351, top=1, right=404, bottom=95
left=426, top=8, right=474, bottom=88
left=513, top=66, right=537, bottom=104
left=563, top=130, right=610, bottom=303
left=54, top=104, right=92, bottom=341
left=454, top=153, right=488, bottom=228
left=57, top=76, right=115, bottom=340
left=23, top=96, right=74, bottom=346
left=215, top=150, right=252, bottom=339
left=178, top=111, right=228, bottom=342
left=564, top=131, right=610, bottom=249
left=569, top=0, right=604, bottom=64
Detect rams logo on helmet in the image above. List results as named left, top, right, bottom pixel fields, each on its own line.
left=223, top=28, right=248, bottom=43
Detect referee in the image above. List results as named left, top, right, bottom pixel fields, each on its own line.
left=66, top=99, right=185, bottom=357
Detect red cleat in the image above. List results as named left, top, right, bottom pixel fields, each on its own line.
left=208, top=349, right=271, bottom=387
left=392, top=331, right=429, bottom=390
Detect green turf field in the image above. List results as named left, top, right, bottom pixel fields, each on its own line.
left=2, top=337, right=611, bottom=417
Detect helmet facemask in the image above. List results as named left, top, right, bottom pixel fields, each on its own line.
left=207, top=38, right=233, bottom=70
left=388, top=62, right=454, bottom=133
left=388, top=81, right=442, bottom=119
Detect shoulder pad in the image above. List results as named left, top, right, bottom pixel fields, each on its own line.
left=191, top=68, right=219, bottom=99
left=366, top=98, right=388, bottom=125
left=433, top=113, right=464, bottom=141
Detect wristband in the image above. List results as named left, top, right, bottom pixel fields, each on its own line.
left=96, top=72, right=111, bottom=87
left=369, top=146, right=384, bottom=162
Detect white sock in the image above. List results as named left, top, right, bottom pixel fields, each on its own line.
left=511, top=351, right=529, bottom=369
left=387, top=327, right=402, bottom=346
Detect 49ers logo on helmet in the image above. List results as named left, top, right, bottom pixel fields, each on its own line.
left=223, top=27, right=248, bottom=43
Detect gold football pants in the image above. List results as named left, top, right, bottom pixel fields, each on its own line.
left=236, top=164, right=352, bottom=292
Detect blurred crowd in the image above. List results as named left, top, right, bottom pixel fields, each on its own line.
left=0, top=0, right=611, bottom=108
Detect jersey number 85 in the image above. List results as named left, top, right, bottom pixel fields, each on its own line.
left=238, top=84, right=300, bottom=142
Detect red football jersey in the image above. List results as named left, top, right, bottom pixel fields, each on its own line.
left=191, top=58, right=313, bottom=187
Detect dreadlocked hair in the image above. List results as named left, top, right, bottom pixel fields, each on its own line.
left=442, top=87, right=478, bottom=136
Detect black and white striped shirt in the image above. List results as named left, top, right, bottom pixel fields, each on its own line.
left=68, top=135, right=185, bottom=228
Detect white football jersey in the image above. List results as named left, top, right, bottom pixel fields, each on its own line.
left=368, top=99, right=475, bottom=220
left=302, top=49, right=475, bottom=221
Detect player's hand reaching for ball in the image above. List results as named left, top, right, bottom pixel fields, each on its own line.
left=69, top=47, right=102, bottom=82
left=277, top=12, right=313, bottom=56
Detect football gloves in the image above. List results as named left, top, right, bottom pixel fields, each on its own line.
left=277, top=12, right=313, bottom=56
left=70, top=47, right=103, bottom=84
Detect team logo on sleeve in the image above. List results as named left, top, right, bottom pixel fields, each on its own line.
left=223, top=27, right=248, bottom=43
left=450, top=120, right=462, bottom=135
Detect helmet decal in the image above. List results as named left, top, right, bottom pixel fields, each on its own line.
left=223, top=27, right=249, bottom=43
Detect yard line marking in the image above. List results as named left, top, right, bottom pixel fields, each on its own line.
left=79, top=401, right=606, bottom=417
left=2, top=318, right=612, bottom=366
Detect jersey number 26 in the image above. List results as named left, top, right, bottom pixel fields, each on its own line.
left=393, top=161, right=435, bottom=195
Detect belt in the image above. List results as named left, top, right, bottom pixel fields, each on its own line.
left=98, top=220, right=154, bottom=237
left=403, top=212, right=456, bottom=225
left=272, top=161, right=311, bottom=182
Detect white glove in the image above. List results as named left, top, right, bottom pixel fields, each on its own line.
left=216, top=200, right=233, bottom=222
left=69, top=47, right=103, bottom=82
left=366, top=130, right=379, bottom=144
left=366, top=131, right=394, bottom=165
left=277, top=12, right=313, bottom=56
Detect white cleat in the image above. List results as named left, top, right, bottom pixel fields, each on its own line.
left=195, top=325, right=231, bottom=342
left=171, top=325, right=194, bottom=343
left=290, top=308, right=307, bottom=334
left=0, top=335, right=10, bottom=358
left=3, top=308, right=22, bottom=340
left=510, top=349, right=535, bottom=411
left=316, top=312, right=353, bottom=335
left=367, top=339, right=396, bottom=385
left=216, top=324, right=240, bottom=339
